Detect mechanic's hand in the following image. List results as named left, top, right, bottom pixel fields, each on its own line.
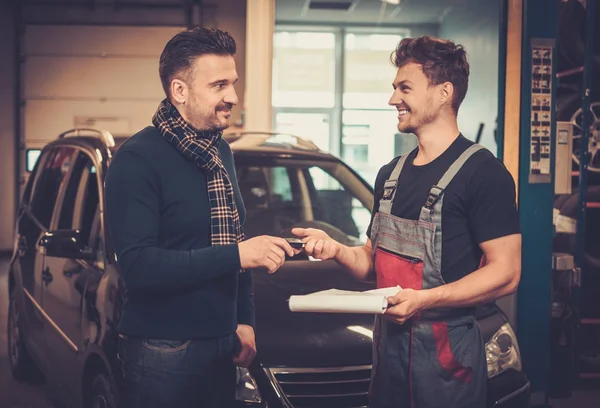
left=292, top=227, right=341, bottom=261
left=232, top=324, right=256, bottom=368
left=385, top=289, right=427, bottom=325
left=238, top=236, right=295, bottom=273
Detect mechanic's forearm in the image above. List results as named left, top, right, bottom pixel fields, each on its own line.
left=421, top=263, right=520, bottom=309
left=334, top=244, right=374, bottom=281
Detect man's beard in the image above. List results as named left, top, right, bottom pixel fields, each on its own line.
left=212, top=102, right=234, bottom=132
left=185, top=99, right=233, bottom=133
left=399, top=101, right=438, bottom=135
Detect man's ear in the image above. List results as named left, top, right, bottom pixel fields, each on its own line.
left=170, top=78, right=188, bottom=104
left=440, top=81, right=454, bottom=106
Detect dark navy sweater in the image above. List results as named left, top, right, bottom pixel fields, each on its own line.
left=105, top=126, right=254, bottom=340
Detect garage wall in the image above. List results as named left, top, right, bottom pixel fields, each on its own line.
left=0, top=4, right=17, bottom=252
left=214, top=0, right=247, bottom=127
left=0, top=0, right=247, bottom=252
left=23, top=0, right=247, bottom=149
left=439, top=0, right=500, bottom=154
left=439, top=3, right=518, bottom=327
left=23, top=25, right=186, bottom=148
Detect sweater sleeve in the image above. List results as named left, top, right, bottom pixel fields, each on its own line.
left=105, top=149, right=242, bottom=295
left=236, top=271, right=256, bottom=328
left=219, top=140, right=256, bottom=328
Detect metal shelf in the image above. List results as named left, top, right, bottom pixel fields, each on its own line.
left=580, top=318, right=600, bottom=325
left=579, top=373, right=600, bottom=379
left=557, top=66, right=585, bottom=79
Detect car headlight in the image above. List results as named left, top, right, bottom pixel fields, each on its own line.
left=236, top=367, right=262, bottom=404
left=485, top=323, right=522, bottom=378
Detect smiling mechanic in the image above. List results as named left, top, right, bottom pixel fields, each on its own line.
left=293, top=36, right=522, bottom=408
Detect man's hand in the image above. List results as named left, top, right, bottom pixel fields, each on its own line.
left=238, top=236, right=296, bottom=273
left=384, top=289, right=430, bottom=325
left=232, top=324, right=256, bottom=368
left=292, top=228, right=341, bottom=261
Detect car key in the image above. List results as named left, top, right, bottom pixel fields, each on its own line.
left=285, top=238, right=305, bottom=250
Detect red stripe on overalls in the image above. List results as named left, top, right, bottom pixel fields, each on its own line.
left=375, top=247, right=423, bottom=407
left=431, top=322, right=473, bottom=383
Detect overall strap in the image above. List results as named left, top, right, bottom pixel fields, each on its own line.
left=419, top=144, right=485, bottom=221
left=379, top=152, right=411, bottom=215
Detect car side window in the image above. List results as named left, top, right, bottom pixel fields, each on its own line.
left=57, top=151, right=100, bottom=249
left=30, top=147, right=76, bottom=229
left=21, top=149, right=51, bottom=206
left=271, top=167, right=293, bottom=202
left=304, top=167, right=371, bottom=244
left=235, top=160, right=370, bottom=245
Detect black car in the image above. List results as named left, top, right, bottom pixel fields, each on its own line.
left=7, top=129, right=530, bottom=408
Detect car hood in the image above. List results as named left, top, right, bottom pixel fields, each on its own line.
left=253, top=258, right=377, bottom=368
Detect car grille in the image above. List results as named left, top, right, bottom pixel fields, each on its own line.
left=265, top=365, right=371, bottom=408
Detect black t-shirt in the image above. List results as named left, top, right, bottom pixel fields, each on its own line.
left=367, top=135, right=520, bottom=284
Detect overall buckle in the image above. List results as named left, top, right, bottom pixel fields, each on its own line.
left=424, top=185, right=444, bottom=209
left=382, top=179, right=397, bottom=200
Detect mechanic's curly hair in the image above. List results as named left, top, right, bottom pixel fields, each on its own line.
left=159, top=27, right=237, bottom=98
left=391, top=36, right=469, bottom=113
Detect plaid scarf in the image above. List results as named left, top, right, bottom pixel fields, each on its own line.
left=152, top=99, right=246, bottom=251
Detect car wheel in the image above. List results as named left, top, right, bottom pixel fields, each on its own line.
left=7, top=289, right=38, bottom=382
left=88, top=372, right=118, bottom=408
left=568, top=101, right=600, bottom=174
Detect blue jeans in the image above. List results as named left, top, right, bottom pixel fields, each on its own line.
left=117, top=333, right=238, bottom=408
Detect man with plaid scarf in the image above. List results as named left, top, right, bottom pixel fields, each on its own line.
left=105, top=28, right=296, bottom=408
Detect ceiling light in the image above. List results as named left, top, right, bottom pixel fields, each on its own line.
left=381, top=0, right=401, bottom=5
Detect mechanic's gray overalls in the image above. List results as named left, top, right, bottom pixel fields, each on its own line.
left=368, top=145, right=487, bottom=408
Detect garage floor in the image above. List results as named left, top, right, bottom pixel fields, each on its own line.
left=0, top=254, right=598, bottom=408
left=0, top=255, right=49, bottom=408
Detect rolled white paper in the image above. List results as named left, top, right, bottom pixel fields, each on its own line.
left=288, top=286, right=402, bottom=314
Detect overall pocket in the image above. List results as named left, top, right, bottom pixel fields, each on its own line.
left=428, top=320, right=475, bottom=384
left=375, top=245, right=424, bottom=290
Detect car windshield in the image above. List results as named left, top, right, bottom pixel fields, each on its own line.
left=234, top=156, right=374, bottom=246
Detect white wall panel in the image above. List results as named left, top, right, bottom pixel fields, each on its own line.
left=25, top=26, right=183, bottom=56
left=24, top=57, right=164, bottom=99
left=25, top=100, right=160, bottom=146
left=22, top=19, right=247, bottom=148
left=23, top=25, right=184, bottom=147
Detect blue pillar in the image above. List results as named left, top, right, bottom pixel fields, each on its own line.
left=516, top=0, right=559, bottom=406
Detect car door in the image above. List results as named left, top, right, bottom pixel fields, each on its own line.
left=14, top=148, right=49, bottom=364
left=39, top=149, right=101, bottom=403
left=17, top=147, right=75, bottom=366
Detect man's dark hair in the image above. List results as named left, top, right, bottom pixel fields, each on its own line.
left=391, top=36, right=469, bottom=113
left=159, top=27, right=237, bottom=97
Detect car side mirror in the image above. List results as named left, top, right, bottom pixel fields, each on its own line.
left=39, top=230, right=94, bottom=261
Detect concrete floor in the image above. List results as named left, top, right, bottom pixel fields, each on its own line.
left=0, top=254, right=50, bottom=408
left=0, top=253, right=598, bottom=408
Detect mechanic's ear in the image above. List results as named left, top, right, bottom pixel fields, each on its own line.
left=440, top=81, right=454, bottom=107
